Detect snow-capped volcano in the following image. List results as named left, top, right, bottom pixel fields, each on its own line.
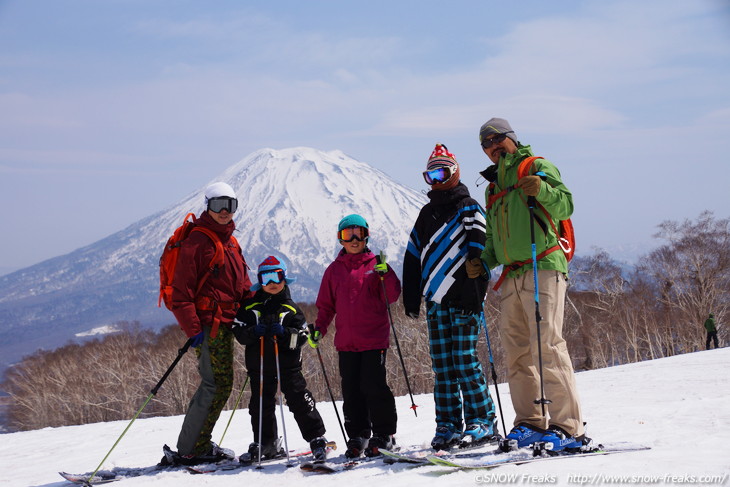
left=0, top=147, right=427, bottom=373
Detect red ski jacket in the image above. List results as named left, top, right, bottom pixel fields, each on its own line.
left=171, top=211, right=252, bottom=337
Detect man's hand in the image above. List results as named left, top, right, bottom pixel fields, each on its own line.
left=517, top=175, right=541, bottom=196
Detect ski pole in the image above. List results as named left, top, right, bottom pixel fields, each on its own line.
left=272, top=335, right=292, bottom=466
left=312, top=335, right=348, bottom=446
left=473, top=279, right=507, bottom=438
left=378, top=251, right=418, bottom=416
left=528, top=196, right=551, bottom=417
left=218, top=375, right=249, bottom=446
left=86, top=338, right=193, bottom=484
left=256, top=335, right=265, bottom=469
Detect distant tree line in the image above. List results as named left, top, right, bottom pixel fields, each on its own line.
left=2, top=211, right=727, bottom=431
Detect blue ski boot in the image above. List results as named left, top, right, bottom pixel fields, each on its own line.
left=534, top=426, right=594, bottom=454
left=498, top=423, right=545, bottom=452
left=431, top=426, right=462, bottom=451
left=460, top=422, right=497, bottom=448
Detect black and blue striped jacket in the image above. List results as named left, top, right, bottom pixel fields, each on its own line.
left=402, top=182, right=489, bottom=317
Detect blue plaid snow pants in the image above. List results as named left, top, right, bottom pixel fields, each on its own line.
left=426, top=302, right=495, bottom=432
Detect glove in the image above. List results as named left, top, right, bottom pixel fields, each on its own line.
left=307, top=324, right=322, bottom=349
left=190, top=331, right=205, bottom=348
left=405, top=310, right=419, bottom=319
left=254, top=321, right=268, bottom=337
left=374, top=251, right=388, bottom=275
left=517, top=175, right=541, bottom=196
left=270, top=322, right=285, bottom=337
left=466, top=257, right=486, bottom=279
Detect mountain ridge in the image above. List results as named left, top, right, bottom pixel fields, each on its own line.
left=0, top=147, right=427, bottom=375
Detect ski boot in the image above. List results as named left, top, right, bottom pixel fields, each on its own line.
left=240, top=437, right=284, bottom=463
left=498, top=423, right=545, bottom=452
left=364, top=434, right=395, bottom=457
left=345, top=437, right=369, bottom=458
left=309, top=436, right=329, bottom=463
left=459, top=422, right=498, bottom=449
left=431, top=426, right=461, bottom=451
left=159, top=442, right=234, bottom=466
left=533, top=426, right=595, bottom=456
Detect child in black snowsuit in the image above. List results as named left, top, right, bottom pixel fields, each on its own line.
left=232, top=255, right=328, bottom=462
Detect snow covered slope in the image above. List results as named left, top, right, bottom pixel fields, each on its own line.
left=0, top=147, right=427, bottom=372
left=2, top=348, right=728, bottom=487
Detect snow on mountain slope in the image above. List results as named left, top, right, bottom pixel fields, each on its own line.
left=2, top=348, right=728, bottom=487
left=0, top=147, right=427, bottom=373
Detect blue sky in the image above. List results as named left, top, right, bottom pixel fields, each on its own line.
left=1, top=0, right=729, bottom=274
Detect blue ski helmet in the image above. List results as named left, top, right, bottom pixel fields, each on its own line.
left=338, top=214, right=369, bottom=232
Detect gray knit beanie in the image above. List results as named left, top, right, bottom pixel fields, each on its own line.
left=479, top=117, right=518, bottom=145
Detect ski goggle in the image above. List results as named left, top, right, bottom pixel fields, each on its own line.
left=337, top=225, right=368, bottom=242
left=258, top=269, right=286, bottom=286
left=207, top=196, right=238, bottom=214
left=480, top=132, right=512, bottom=149
left=423, top=166, right=455, bottom=185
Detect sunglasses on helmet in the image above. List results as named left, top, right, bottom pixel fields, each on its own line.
left=258, top=269, right=286, bottom=286
left=422, top=166, right=455, bottom=185
left=338, top=225, right=368, bottom=242
left=207, top=196, right=238, bottom=214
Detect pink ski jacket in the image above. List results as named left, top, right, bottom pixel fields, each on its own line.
left=315, top=249, right=401, bottom=352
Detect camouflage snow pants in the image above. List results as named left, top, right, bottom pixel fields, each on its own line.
left=176, top=325, right=234, bottom=456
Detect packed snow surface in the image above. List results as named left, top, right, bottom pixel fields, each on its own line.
left=2, top=348, right=728, bottom=487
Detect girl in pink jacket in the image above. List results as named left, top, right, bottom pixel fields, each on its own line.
left=312, top=214, right=401, bottom=459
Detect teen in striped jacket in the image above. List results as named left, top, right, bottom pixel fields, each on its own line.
left=402, top=144, right=496, bottom=450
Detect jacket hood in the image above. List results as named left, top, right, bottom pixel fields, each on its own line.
left=197, top=210, right=236, bottom=241
left=427, top=181, right=472, bottom=206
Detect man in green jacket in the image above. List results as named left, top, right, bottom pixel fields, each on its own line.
left=467, top=117, right=589, bottom=452
left=704, top=313, right=719, bottom=349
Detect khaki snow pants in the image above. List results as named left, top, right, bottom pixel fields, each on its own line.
left=499, top=270, right=584, bottom=437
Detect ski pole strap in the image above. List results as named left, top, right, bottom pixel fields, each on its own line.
left=195, top=297, right=240, bottom=338
left=492, top=245, right=561, bottom=291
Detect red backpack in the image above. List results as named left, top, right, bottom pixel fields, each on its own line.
left=157, top=212, right=237, bottom=310
left=486, top=156, right=575, bottom=290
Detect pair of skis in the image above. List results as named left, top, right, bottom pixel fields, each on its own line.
left=59, top=441, right=336, bottom=484
left=380, top=441, right=650, bottom=470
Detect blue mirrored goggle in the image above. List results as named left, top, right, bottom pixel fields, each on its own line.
left=207, top=196, right=238, bottom=214
left=423, top=166, right=454, bottom=185
left=258, top=269, right=285, bottom=286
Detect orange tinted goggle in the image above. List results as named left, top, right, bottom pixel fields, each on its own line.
left=338, top=226, right=368, bottom=242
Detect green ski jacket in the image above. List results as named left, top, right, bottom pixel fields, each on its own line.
left=481, top=144, right=574, bottom=278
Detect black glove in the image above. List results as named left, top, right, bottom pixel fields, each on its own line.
left=405, top=310, right=419, bottom=319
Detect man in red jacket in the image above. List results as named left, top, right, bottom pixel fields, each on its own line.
left=165, top=182, right=252, bottom=465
